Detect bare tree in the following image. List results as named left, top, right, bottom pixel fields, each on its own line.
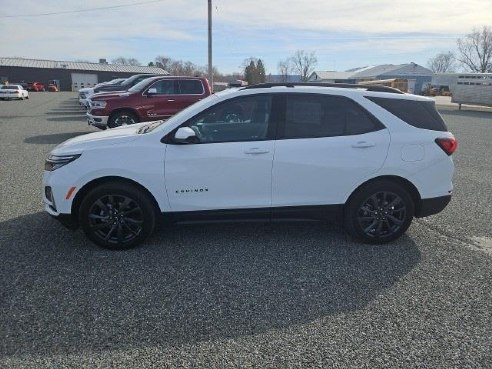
left=457, top=26, right=492, bottom=73
left=126, top=58, right=141, bottom=66
left=111, top=57, right=141, bottom=66
left=427, top=52, right=456, bottom=73
left=111, top=56, right=141, bottom=65
left=154, top=55, right=173, bottom=71
left=290, top=50, right=318, bottom=81
left=154, top=56, right=203, bottom=76
left=277, top=59, right=291, bottom=82
left=111, top=57, right=127, bottom=65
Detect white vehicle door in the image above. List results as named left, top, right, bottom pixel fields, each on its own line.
left=272, top=93, right=390, bottom=207
left=165, top=94, right=275, bottom=212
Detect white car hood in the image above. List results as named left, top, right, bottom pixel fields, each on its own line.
left=51, top=123, right=147, bottom=155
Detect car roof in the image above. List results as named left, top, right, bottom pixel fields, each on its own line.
left=242, top=82, right=404, bottom=94
left=142, top=76, right=206, bottom=83
left=234, top=83, right=433, bottom=102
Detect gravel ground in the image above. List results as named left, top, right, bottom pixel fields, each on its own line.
left=0, top=93, right=491, bottom=368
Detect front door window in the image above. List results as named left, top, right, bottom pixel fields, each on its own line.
left=184, top=94, right=273, bottom=143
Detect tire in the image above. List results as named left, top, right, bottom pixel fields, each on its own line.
left=79, top=182, right=157, bottom=250
left=344, top=180, right=415, bottom=244
left=108, top=111, right=138, bottom=128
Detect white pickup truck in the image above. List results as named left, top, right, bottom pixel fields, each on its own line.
left=78, top=78, right=126, bottom=107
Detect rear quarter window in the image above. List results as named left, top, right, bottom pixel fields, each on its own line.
left=366, top=96, right=447, bottom=132
left=179, top=80, right=204, bottom=95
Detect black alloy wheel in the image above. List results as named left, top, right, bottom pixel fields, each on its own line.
left=345, top=180, right=414, bottom=244
left=79, top=183, right=156, bottom=249
left=108, top=111, right=138, bottom=128
left=357, top=191, right=406, bottom=239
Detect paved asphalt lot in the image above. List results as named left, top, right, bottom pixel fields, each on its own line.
left=0, top=93, right=491, bottom=368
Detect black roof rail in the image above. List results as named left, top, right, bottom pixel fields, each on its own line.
left=241, top=82, right=404, bottom=94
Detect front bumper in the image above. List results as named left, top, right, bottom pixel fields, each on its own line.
left=45, top=204, right=79, bottom=229
left=43, top=172, right=79, bottom=229
left=87, top=113, right=109, bottom=129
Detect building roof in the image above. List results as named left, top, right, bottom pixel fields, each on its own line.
left=0, top=57, right=168, bottom=74
left=352, top=63, right=433, bottom=78
left=267, top=74, right=303, bottom=83
left=309, top=71, right=354, bottom=81
left=310, top=63, right=433, bottom=82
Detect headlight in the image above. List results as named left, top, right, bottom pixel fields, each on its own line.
left=92, top=100, right=107, bottom=108
left=45, top=154, right=81, bottom=171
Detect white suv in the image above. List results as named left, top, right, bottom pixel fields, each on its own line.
left=43, top=83, right=457, bottom=249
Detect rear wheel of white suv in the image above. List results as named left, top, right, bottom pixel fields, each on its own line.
left=344, top=180, right=415, bottom=244
left=79, top=182, right=156, bottom=250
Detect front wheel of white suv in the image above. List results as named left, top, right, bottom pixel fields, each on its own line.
left=79, top=182, right=156, bottom=250
left=344, top=180, right=415, bottom=244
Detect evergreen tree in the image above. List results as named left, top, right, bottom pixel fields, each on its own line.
left=257, top=59, right=266, bottom=83
left=244, top=60, right=256, bottom=85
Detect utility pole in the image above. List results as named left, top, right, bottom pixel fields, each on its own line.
left=208, top=0, right=213, bottom=91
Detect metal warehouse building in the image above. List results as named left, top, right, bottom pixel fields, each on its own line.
left=309, top=63, right=434, bottom=94
left=0, top=57, right=168, bottom=91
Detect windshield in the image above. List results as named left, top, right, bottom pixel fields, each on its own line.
left=128, top=78, right=155, bottom=93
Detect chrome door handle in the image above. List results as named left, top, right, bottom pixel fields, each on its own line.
left=352, top=141, right=376, bottom=148
left=244, top=148, right=270, bottom=155
left=167, top=99, right=175, bottom=102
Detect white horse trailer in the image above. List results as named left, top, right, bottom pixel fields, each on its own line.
left=451, top=73, right=492, bottom=109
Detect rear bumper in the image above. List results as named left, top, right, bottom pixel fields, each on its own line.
left=0, top=94, right=21, bottom=99
left=415, top=195, right=452, bottom=218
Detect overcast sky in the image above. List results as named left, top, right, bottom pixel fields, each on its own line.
left=1, top=0, right=491, bottom=74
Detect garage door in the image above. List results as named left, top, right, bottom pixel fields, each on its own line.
left=71, top=73, right=98, bottom=91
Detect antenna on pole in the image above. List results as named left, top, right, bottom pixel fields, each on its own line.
left=208, top=0, right=213, bottom=92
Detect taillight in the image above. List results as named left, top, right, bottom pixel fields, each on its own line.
left=435, top=137, right=458, bottom=156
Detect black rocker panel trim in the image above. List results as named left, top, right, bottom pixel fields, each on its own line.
left=162, top=205, right=344, bottom=224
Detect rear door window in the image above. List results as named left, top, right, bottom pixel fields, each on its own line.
left=366, top=96, right=447, bottom=131
left=279, top=94, right=384, bottom=139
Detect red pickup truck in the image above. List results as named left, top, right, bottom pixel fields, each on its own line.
left=86, top=76, right=211, bottom=129
left=27, top=82, right=46, bottom=91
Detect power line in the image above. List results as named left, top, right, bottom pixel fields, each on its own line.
left=0, top=0, right=166, bottom=18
